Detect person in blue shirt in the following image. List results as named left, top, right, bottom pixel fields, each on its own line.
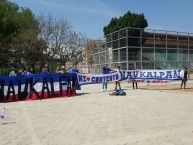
left=70, top=64, right=79, bottom=73
left=42, top=64, right=50, bottom=74
left=70, top=64, right=79, bottom=94
left=9, top=65, right=20, bottom=76
left=102, top=64, right=111, bottom=92
left=25, top=66, right=33, bottom=75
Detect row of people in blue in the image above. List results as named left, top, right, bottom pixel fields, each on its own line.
left=9, top=63, right=79, bottom=76
left=9, top=65, right=35, bottom=76
left=8, top=63, right=189, bottom=91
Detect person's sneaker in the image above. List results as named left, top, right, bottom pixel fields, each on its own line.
left=102, top=89, right=104, bottom=92
left=106, top=89, right=109, bottom=92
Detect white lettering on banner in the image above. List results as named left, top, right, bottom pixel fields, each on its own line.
left=77, top=69, right=183, bottom=85
left=121, top=69, right=182, bottom=80
left=77, top=72, right=120, bottom=85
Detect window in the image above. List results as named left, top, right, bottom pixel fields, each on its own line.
left=142, top=48, right=154, bottom=61
left=120, top=48, right=127, bottom=61
left=178, top=49, right=188, bottom=62
left=128, top=48, right=140, bottom=61
left=155, top=49, right=166, bottom=62
left=112, top=49, right=118, bottom=62
left=190, top=50, right=193, bottom=62
left=167, top=49, right=177, bottom=61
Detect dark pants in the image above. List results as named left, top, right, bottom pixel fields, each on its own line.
left=115, top=81, right=121, bottom=90
left=132, top=82, right=138, bottom=89
left=102, top=82, right=107, bottom=90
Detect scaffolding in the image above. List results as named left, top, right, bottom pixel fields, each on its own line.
left=92, top=27, right=193, bottom=75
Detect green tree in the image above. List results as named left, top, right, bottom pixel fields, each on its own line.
left=0, top=0, right=19, bottom=66
left=0, top=0, right=86, bottom=74
left=12, top=8, right=43, bottom=67
left=103, top=11, right=148, bottom=46
left=0, top=0, right=43, bottom=68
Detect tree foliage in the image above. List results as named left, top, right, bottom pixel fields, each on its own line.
left=103, top=11, right=148, bottom=46
left=0, top=0, right=86, bottom=73
left=0, top=0, right=42, bottom=67
left=103, top=11, right=148, bottom=35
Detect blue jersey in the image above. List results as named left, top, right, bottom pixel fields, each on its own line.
left=42, top=68, right=49, bottom=74
left=70, top=67, right=79, bottom=73
left=103, top=67, right=111, bottom=74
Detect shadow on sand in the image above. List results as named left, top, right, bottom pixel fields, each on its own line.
left=74, top=93, right=90, bottom=96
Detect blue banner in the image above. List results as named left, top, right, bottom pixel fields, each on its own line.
left=0, top=73, right=78, bottom=102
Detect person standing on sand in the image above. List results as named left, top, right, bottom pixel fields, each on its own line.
left=114, top=66, right=122, bottom=91
left=102, top=64, right=111, bottom=92
left=132, top=67, right=138, bottom=89
left=181, top=67, right=188, bottom=89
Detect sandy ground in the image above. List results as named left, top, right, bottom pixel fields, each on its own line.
left=1, top=80, right=193, bottom=145
left=136, top=81, right=193, bottom=97
left=105, top=80, right=193, bottom=97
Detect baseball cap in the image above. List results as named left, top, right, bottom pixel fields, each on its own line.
left=62, top=66, right=65, bottom=69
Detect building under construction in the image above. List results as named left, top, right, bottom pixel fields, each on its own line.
left=89, top=27, right=193, bottom=74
